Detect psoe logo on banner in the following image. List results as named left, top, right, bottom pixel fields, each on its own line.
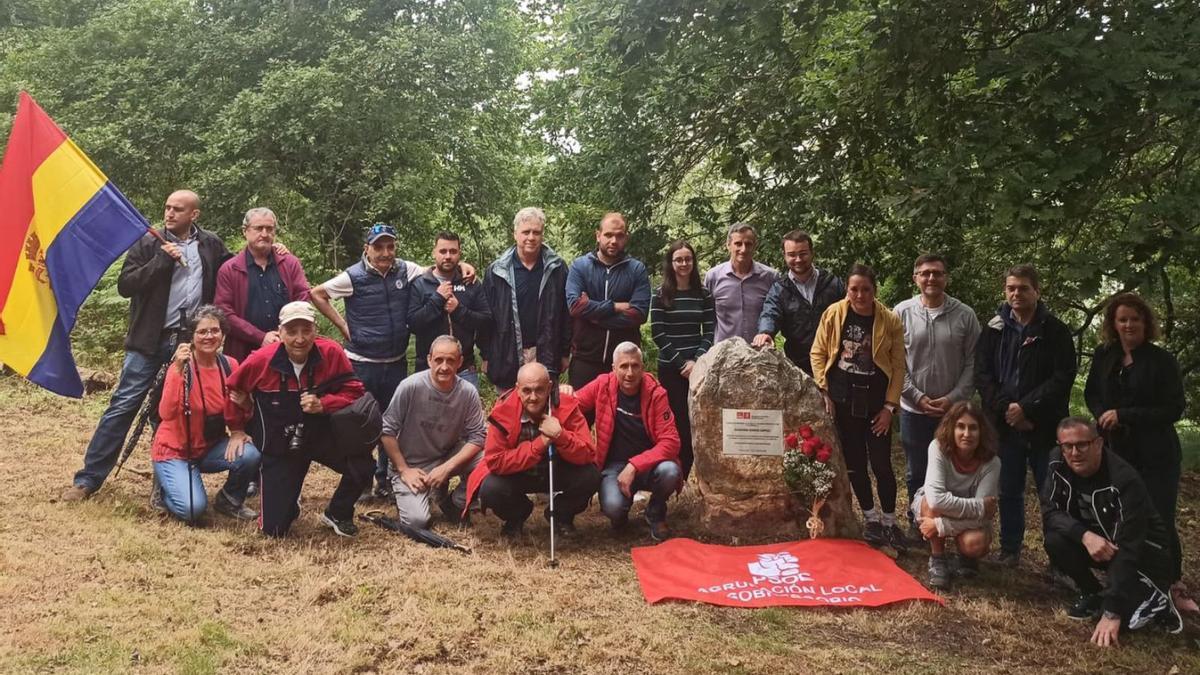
left=747, top=552, right=802, bottom=581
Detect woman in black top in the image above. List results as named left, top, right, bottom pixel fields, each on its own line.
left=1084, top=292, right=1191, bottom=607
left=650, top=240, right=716, bottom=480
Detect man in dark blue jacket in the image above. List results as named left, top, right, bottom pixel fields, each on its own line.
left=751, top=230, right=845, bottom=376
left=976, top=264, right=1076, bottom=566
left=565, top=212, right=652, bottom=390
left=480, top=207, right=571, bottom=392
left=407, top=231, right=492, bottom=389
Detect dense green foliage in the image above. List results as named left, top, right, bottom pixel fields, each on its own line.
left=3, top=1, right=1199, bottom=413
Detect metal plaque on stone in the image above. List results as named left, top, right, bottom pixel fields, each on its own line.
left=720, top=408, right=784, bottom=456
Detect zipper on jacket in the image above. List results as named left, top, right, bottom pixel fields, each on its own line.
left=603, top=264, right=612, bottom=358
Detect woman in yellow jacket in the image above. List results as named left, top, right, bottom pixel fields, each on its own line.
left=810, top=264, right=907, bottom=550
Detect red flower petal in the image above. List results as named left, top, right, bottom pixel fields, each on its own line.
left=785, top=433, right=799, bottom=449
left=799, top=425, right=815, bottom=439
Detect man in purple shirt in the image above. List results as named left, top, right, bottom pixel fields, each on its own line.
left=703, top=223, right=777, bottom=344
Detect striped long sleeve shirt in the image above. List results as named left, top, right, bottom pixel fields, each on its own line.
left=650, top=286, right=716, bottom=365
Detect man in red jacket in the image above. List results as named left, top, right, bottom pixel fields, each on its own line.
left=463, top=362, right=599, bottom=538
left=225, top=301, right=372, bottom=538
left=573, top=342, right=681, bottom=541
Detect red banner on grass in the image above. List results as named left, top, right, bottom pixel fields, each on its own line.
left=631, top=538, right=942, bottom=608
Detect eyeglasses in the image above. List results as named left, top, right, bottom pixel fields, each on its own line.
left=1059, top=439, right=1098, bottom=454
left=915, top=270, right=946, bottom=279
left=194, top=328, right=223, bottom=337
left=672, top=257, right=694, bottom=264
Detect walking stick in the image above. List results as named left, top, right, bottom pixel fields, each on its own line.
left=546, top=392, right=562, bottom=568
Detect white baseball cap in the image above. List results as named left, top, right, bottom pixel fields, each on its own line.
left=278, top=301, right=316, bottom=326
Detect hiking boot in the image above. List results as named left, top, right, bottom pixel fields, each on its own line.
left=645, top=516, right=671, bottom=543
left=500, top=520, right=525, bottom=539
left=245, top=481, right=259, bottom=498
left=439, top=497, right=468, bottom=526
left=884, top=523, right=909, bottom=552
left=213, top=489, right=257, bottom=521
left=863, top=520, right=886, bottom=547
left=320, top=512, right=359, bottom=537
left=149, top=478, right=166, bottom=514
left=992, top=549, right=1021, bottom=568
left=928, top=554, right=952, bottom=590
left=1067, top=593, right=1103, bottom=620
left=61, top=484, right=93, bottom=502
left=954, top=554, right=979, bottom=579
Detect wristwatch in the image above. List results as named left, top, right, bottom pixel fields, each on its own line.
left=884, top=403, right=898, bottom=414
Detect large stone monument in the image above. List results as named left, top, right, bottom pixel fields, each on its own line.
left=689, top=338, right=861, bottom=539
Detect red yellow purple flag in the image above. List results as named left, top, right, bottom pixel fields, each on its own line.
left=0, top=92, right=149, bottom=397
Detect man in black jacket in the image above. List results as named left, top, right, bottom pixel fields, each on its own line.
left=975, top=264, right=1075, bottom=565
left=408, top=231, right=492, bottom=389
left=751, top=230, right=845, bottom=376
left=63, top=190, right=231, bottom=501
left=479, top=207, right=570, bottom=392
left=1042, top=417, right=1182, bottom=645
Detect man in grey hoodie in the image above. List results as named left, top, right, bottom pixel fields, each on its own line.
left=894, top=254, right=980, bottom=535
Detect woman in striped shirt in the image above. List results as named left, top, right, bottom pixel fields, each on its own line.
left=650, top=240, right=716, bottom=480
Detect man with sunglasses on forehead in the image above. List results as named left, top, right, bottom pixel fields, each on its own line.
left=1042, top=417, right=1182, bottom=646
left=310, top=223, right=476, bottom=499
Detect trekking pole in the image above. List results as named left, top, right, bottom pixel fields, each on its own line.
left=546, top=393, right=562, bottom=568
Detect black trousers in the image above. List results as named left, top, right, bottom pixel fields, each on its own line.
left=658, top=361, right=694, bottom=480
left=834, top=403, right=897, bottom=514
left=1140, top=461, right=1183, bottom=583
left=478, top=460, right=601, bottom=526
left=259, top=425, right=375, bottom=537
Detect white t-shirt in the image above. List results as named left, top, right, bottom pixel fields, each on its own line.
left=320, top=260, right=425, bottom=363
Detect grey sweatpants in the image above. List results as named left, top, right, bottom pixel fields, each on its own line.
left=390, top=453, right=481, bottom=528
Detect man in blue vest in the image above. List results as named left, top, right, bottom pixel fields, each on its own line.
left=311, top=223, right=418, bottom=499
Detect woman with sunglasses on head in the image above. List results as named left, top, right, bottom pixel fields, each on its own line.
left=650, top=240, right=716, bottom=480
left=912, top=401, right=1000, bottom=589
left=151, top=305, right=261, bottom=524
left=811, top=263, right=907, bottom=551
left=1084, top=292, right=1195, bottom=613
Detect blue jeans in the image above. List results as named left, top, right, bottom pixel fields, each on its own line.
left=900, top=410, right=941, bottom=521
left=599, top=460, right=681, bottom=524
left=998, top=431, right=1050, bottom=554
left=351, top=359, right=407, bottom=483
left=153, top=437, right=262, bottom=523
left=457, top=368, right=480, bottom=390
left=74, top=341, right=173, bottom=491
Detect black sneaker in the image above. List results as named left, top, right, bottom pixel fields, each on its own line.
left=953, top=554, right=979, bottom=579
left=992, top=549, right=1021, bottom=568
left=928, top=554, right=952, bottom=590
left=373, top=479, right=394, bottom=500
left=320, top=512, right=359, bottom=537
left=553, top=518, right=577, bottom=539
left=213, top=489, right=258, bottom=521
left=645, top=516, right=671, bottom=542
left=863, top=521, right=886, bottom=547
left=884, top=523, right=909, bottom=552
left=500, top=520, right=525, bottom=539
left=1067, top=593, right=1103, bottom=620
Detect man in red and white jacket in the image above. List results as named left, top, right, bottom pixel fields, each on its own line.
left=225, top=301, right=371, bottom=538
left=463, top=362, right=599, bottom=538
left=572, top=341, right=681, bottom=541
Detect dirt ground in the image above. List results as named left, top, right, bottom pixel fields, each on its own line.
left=0, top=376, right=1197, bottom=674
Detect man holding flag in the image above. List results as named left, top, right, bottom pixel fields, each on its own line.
left=61, top=189, right=230, bottom=501
left=0, top=92, right=216, bottom=501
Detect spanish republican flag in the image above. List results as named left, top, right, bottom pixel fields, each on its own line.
left=0, top=92, right=149, bottom=397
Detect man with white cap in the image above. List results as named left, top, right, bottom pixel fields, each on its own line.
left=226, top=301, right=374, bottom=537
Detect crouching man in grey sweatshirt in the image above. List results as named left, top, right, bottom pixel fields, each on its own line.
left=894, top=253, right=980, bottom=538
left=381, top=335, right=487, bottom=527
